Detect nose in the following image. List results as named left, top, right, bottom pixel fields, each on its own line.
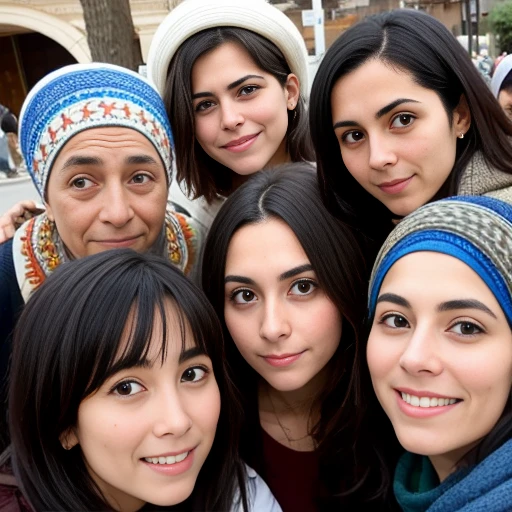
left=98, top=181, right=135, bottom=227
left=152, top=388, right=193, bottom=438
left=259, top=299, right=291, bottom=342
left=368, top=134, right=398, bottom=171
left=399, top=326, right=443, bottom=376
left=220, top=101, right=244, bottom=131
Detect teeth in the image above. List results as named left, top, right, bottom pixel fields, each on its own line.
left=175, top=452, right=187, bottom=462
left=401, top=392, right=458, bottom=408
left=144, top=452, right=189, bottom=465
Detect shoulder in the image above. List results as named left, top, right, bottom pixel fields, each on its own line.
left=234, top=464, right=282, bottom=512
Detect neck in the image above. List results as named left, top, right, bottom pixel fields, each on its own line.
left=428, top=442, right=477, bottom=482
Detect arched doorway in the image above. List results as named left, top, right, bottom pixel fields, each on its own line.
left=0, top=5, right=91, bottom=116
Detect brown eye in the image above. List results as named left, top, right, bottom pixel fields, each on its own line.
left=382, top=314, right=410, bottom=328
left=113, top=381, right=144, bottom=396
left=232, top=289, right=257, bottom=304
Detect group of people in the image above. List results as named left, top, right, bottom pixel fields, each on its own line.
left=0, top=1, right=512, bottom=510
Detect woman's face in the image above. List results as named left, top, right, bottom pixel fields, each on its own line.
left=498, top=88, right=512, bottom=120
left=65, top=301, right=221, bottom=511
left=45, top=127, right=168, bottom=258
left=367, top=252, right=512, bottom=480
left=223, top=218, right=342, bottom=393
left=191, top=42, right=299, bottom=177
left=330, top=59, right=471, bottom=217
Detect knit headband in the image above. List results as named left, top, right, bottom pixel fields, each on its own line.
left=368, top=196, right=512, bottom=325
left=147, top=0, right=309, bottom=98
left=19, top=63, right=174, bottom=198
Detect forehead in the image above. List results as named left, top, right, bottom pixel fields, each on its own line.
left=58, top=126, right=159, bottom=155
left=381, top=252, right=497, bottom=303
left=331, top=59, right=439, bottom=116
left=192, top=41, right=263, bottom=87
left=225, top=218, right=309, bottom=274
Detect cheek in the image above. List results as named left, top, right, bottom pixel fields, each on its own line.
left=194, top=117, right=216, bottom=146
left=224, top=309, right=252, bottom=355
left=366, top=332, right=395, bottom=380
left=311, top=301, right=342, bottom=348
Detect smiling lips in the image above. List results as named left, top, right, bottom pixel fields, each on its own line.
left=395, top=389, right=461, bottom=418
left=378, top=176, right=413, bottom=194
left=222, top=133, right=260, bottom=153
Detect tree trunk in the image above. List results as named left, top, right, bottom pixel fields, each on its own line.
left=79, top=0, right=143, bottom=71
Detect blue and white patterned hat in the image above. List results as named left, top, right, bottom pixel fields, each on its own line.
left=368, top=196, right=512, bottom=325
left=19, top=63, right=174, bottom=198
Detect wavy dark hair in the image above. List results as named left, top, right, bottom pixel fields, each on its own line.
left=6, top=249, right=248, bottom=511
left=310, top=9, right=512, bottom=251
left=202, top=164, right=400, bottom=509
left=164, top=27, right=313, bottom=203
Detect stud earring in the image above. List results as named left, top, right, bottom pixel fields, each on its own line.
left=288, top=102, right=295, bottom=109
left=458, top=132, right=465, bottom=139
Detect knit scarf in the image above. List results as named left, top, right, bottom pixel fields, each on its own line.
left=12, top=208, right=197, bottom=302
left=394, top=439, right=512, bottom=512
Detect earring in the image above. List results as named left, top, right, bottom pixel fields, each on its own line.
left=288, top=103, right=295, bottom=109
left=458, top=132, right=465, bottom=139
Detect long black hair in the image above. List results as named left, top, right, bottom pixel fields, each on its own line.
left=164, top=27, right=313, bottom=203
left=7, top=249, right=248, bottom=511
left=202, top=164, right=400, bottom=509
left=310, top=9, right=512, bottom=251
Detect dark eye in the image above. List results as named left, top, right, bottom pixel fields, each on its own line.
left=195, top=100, right=215, bottom=112
left=239, top=85, right=259, bottom=96
left=450, top=321, right=482, bottom=336
left=391, top=114, right=415, bottom=128
left=71, top=177, right=93, bottom=189
left=289, top=280, right=317, bottom=296
left=131, top=174, right=150, bottom=184
left=113, top=381, right=144, bottom=396
left=383, top=314, right=409, bottom=328
left=232, top=289, right=257, bottom=304
left=181, top=367, right=207, bottom=383
left=343, top=130, right=365, bottom=143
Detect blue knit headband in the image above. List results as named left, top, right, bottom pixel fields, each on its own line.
left=368, top=196, right=512, bottom=325
left=19, top=63, right=174, bottom=198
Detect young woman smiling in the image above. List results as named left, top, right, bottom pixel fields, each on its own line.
left=202, top=165, right=400, bottom=511
left=310, top=9, right=512, bottom=257
left=146, top=0, right=313, bottom=232
left=367, top=196, right=512, bottom=511
left=0, top=250, right=280, bottom=511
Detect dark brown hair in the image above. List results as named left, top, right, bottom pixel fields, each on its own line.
left=164, top=27, right=313, bottom=203
left=202, top=165, right=400, bottom=509
left=310, top=9, right=512, bottom=250
left=8, top=249, right=248, bottom=511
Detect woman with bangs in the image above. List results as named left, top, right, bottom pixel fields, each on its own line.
left=202, top=165, right=400, bottom=511
left=0, top=249, right=279, bottom=511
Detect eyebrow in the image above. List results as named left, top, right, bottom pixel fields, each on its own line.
left=61, top=155, right=102, bottom=171
left=126, top=155, right=159, bottom=166
left=437, top=299, right=497, bottom=319
left=224, top=264, right=314, bottom=286
left=376, top=293, right=411, bottom=308
left=279, top=264, right=314, bottom=281
left=192, top=74, right=264, bottom=100
left=333, top=98, right=420, bottom=130
left=179, top=346, right=206, bottom=364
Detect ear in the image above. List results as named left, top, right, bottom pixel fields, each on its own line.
left=59, top=427, right=79, bottom=451
left=284, top=73, right=300, bottom=111
left=44, top=201, right=54, bottom=222
left=453, top=94, right=471, bottom=137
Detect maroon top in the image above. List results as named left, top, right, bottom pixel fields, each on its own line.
left=260, top=428, right=320, bottom=512
left=0, top=472, right=32, bottom=512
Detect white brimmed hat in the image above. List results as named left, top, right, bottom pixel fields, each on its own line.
left=147, top=0, right=309, bottom=97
